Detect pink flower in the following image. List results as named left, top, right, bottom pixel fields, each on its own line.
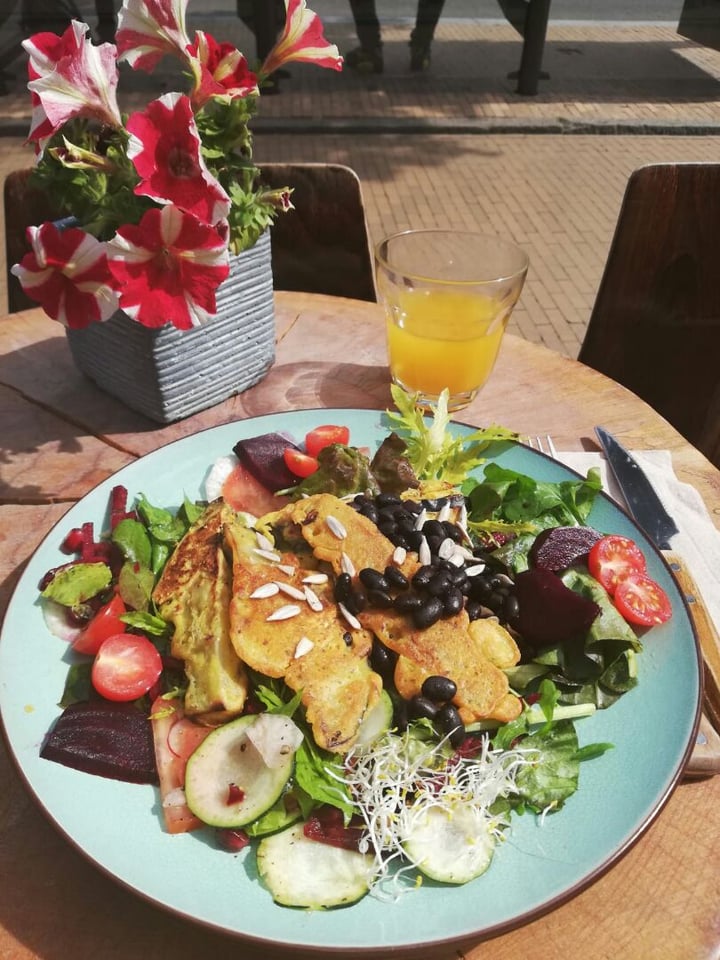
left=115, top=0, right=191, bottom=72
left=11, top=222, right=119, bottom=329
left=106, top=204, right=230, bottom=330
left=261, top=0, right=343, bottom=77
left=24, top=22, right=122, bottom=143
left=187, top=31, right=259, bottom=108
left=126, top=92, right=231, bottom=224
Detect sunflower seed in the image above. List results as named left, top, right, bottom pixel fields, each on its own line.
left=392, top=545, right=407, bottom=566
left=326, top=515, right=348, bottom=540
left=465, top=563, right=487, bottom=577
left=437, top=537, right=456, bottom=560
left=448, top=552, right=466, bottom=568
left=255, top=531, right=275, bottom=552
left=437, top=501, right=452, bottom=522
left=250, top=582, right=280, bottom=599
left=302, top=572, right=328, bottom=585
left=338, top=602, right=362, bottom=630
left=254, top=547, right=282, bottom=563
left=266, top=604, right=302, bottom=622
left=275, top=581, right=306, bottom=601
left=341, top=552, right=356, bottom=576
left=304, top=586, right=323, bottom=611
left=413, top=508, right=428, bottom=531
left=277, top=563, right=296, bottom=577
left=293, top=636, right=314, bottom=658
left=418, top=536, right=432, bottom=566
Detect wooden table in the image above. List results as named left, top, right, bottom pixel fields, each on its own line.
left=1, top=293, right=719, bottom=960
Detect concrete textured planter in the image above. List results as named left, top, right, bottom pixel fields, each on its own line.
left=65, top=230, right=275, bottom=423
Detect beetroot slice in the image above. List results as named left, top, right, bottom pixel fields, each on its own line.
left=233, top=432, right=300, bottom=492
left=529, top=526, right=604, bottom=573
left=515, top=567, right=601, bottom=648
left=40, top=700, right=158, bottom=784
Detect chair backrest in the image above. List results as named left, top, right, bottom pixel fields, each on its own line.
left=578, top=162, right=720, bottom=467
left=4, top=168, right=62, bottom=313
left=258, top=162, right=376, bottom=302
left=3, top=162, right=376, bottom=314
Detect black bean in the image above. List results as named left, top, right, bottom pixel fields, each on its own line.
left=395, top=511, right=416, bottom=533
left=442, top=587, right=464, bottom=616
left=412, top=596, right=444, bottom=629
left=370, top=638, right=396, bottom=678
left=393, top=699, right=409, bottom=733
left=393, top=592, right=424, bottom=613
left=406, top=530, right=425, bottom=552
left=466, top=599, right=483, bottom=621
left=408, top=696, right=439, bottom=720
left=421, top=675, right=458, bottom=702
left=376, top=493, right=402, bottom=508
left=344, top=587, right=367, bottom=615
left=447, top=566, right=467, bottom=586
left=437, top=703, right=465, bottom=748
left=378, top=519, right=397, bottom=539
left=469, top=577, right=493, bottom=600
left=368, top=589, right=394, bottom=608
left=442, top=521, right=464, bottom=543
left=334, top=572, right=353, bottom=605
left=422, top=519, right=446, bottom=540
left=426, top=571, right=451, bottom=596
left=359, top=568, right=390, bottom=592
left=504, top=595, right=520, bottom=622
left=403, top=500, right=423, bottom=515
left=487, top=590, right=506, bottom=612
left=411, top=565, right=435, bottom=590
left=384, top=566, right=409, bottom=590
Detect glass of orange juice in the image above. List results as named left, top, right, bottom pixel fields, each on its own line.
left=375, top=229, right=529, bottom=411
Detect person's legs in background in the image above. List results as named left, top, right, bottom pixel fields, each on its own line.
left=410, top=0, right=446, bottom=71
left=345, top=0, right=383, bottom=73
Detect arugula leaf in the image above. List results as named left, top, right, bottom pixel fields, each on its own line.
left=294, top=737, right=354, bottom=818
left=385, top=384, right=517, bottom=486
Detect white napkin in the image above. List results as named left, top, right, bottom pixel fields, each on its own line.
left=556, top=450, right=720, bottom=631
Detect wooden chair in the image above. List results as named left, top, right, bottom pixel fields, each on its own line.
left=257, top=163, right=376, bottom=302
left=578, top=163, right=720, bottom=468
left=4, top=162, right=376, bottom=313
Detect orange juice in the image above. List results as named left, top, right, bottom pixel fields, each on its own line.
left=386, top=287, right=508, bottom=400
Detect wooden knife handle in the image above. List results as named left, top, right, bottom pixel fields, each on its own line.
left=663, top=550, right=720, bottom=776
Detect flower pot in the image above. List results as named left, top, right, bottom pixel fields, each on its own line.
left=65, top=230, right=275, bottom=423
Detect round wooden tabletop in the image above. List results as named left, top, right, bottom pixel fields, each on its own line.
left=1, top=292, right=719, bottom=960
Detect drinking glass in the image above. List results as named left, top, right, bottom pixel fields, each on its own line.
left=375, top=229, right=529, bottom=411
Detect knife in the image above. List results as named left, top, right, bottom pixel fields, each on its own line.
left=595, top=426, right=720, bottom=777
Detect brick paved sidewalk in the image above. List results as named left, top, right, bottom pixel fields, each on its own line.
left=2, top=19, right=720, bottom=356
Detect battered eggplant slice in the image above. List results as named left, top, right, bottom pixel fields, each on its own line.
left=153, top=502, right=249, bottom=724
left=224, top=516, right=382, bottom=753
left=362, top=608, right=522, bottom=725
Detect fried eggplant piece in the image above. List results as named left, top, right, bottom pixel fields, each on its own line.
left=153, top=502, right=248, bottom=723
left=225, top=516, right=381, bottom=753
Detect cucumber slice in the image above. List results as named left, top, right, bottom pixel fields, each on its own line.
left=354, top=690, right=393, bottom=750
left=257, top=823, right=374, bottom=908
left=403, top=803, right=496, bottom=884
left=185, top=714, right=298, bottom=828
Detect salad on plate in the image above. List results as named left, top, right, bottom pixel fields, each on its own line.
left=35, top=386, right=673, bottom=909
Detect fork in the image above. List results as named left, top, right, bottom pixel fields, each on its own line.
left=525, top=434, right=558, bottom=458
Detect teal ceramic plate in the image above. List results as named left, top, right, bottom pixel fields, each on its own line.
left=0, top=410, right=702, bottom=954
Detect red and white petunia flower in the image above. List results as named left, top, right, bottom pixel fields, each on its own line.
left=115, top=0, right=191, bottom=72
left=260, top=0, right=343, bottom=77
left=24, top=21, right=86, bottom=149
left=11, top=222, right=119, bottom=329
left=126, top=92, right=231, bottom=225
left=187, top=31, right=259, bottom=108
left=106, top=204, right=230, bottom=330
left=25, top=21, right=122, bottom=143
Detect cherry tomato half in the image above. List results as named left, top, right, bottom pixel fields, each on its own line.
left=92, top=633, right=163, bottom=702
left=72, top=593, right=127, bottom=656
left=283, top=448, right=319, bottom=478
left=588, top=535, right=647, bottom=595
left=304, top=425, right=350, bottom=458
left=614, top=572, right=673, bottom=627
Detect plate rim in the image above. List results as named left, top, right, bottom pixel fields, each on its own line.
left=0, top=407, right=703, bottom=954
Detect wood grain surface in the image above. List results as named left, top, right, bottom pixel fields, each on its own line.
left=1, top=294, right=719, bottom=960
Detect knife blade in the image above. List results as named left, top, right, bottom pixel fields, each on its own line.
left=595, top=426, right=720, bottom=776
